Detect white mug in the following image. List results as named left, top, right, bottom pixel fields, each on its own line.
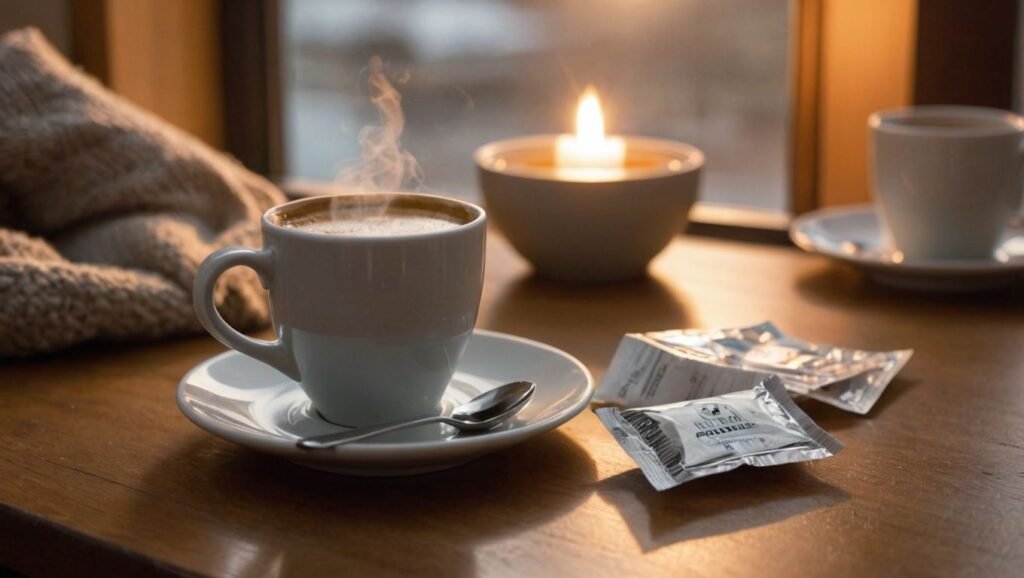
left=869, top=106, right=1024, bottom=260
left=194, top=193, right=487, bottom=427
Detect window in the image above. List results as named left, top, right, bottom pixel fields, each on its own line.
left=13, top=1, right=1011, bottom=227
left=280, top=0, right=792, bottom=212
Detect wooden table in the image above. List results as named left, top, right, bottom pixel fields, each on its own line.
left=2, top=233, right=1023, bottom=577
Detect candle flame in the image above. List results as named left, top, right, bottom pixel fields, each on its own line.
left=576, top=86, right=607, bottom=144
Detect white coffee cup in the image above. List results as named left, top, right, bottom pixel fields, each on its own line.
left=869, top=106, right=1024, bottom=260
left=194, top=193, right=486, bottom=427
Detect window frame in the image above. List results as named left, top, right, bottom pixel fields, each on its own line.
left=71, top=0, right=1019, bottom=239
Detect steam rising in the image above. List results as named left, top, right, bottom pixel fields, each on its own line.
left=337, top=56, right=424, bottom=192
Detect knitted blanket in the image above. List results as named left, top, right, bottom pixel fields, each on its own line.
left=0, top=28, right=285, bottom=357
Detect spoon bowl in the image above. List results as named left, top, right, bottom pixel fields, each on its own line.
left=298, top=380, right=536, bottom=449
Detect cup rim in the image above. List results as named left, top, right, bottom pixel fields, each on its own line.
left=869, top=105, right=1024, bottom=137
left=262, top=192, right=486, bottom=241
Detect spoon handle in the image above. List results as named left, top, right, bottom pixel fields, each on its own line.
left=297, top=415, right=448, bottom=449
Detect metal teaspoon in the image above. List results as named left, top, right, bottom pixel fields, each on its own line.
left=296, top=380, right=536, bottom=449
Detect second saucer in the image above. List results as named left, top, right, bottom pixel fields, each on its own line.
left=791, top=204, right=1024, bottom=291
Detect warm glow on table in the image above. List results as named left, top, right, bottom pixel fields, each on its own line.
left=1, top=233, right=1022, bottom=577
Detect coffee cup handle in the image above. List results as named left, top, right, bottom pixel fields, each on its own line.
left=193, top=247, right=300, bottom=381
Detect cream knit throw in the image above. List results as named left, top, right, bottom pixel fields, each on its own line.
left=0, top=28, right=285, bottom=357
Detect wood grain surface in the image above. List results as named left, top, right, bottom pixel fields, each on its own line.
left=2, top=233, right=1023, bottom=577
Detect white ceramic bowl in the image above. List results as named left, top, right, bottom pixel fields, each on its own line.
left=475, top=135, right=703, bottom=282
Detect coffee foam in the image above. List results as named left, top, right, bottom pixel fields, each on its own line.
left=286, top=209, right=460, bottom=237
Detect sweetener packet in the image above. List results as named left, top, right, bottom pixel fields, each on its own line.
left=596, top=375, right=843, bottom=491
left=595, top=321, right=912, bottom=414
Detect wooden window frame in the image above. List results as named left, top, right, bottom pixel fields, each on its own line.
left=68, top=0, right=1019, bottom=240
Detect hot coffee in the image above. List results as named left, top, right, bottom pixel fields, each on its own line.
left=195, top=192, right=487, bottom=427
left=287, top=211, right=461, bottom=237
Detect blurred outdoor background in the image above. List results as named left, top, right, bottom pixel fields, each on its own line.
left=280, top=0, right=792, bottom=210
left=4, top=1, right=1017, bottom=215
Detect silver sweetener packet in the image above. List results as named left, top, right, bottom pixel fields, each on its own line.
left=595, top=321, right=912, bottom=414
left=596, top=375, right=844, bottom=491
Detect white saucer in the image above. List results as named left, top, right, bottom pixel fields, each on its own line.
left=177, top=329, right=593, bottom=476
left=790, top=205, right=1024, bottom=291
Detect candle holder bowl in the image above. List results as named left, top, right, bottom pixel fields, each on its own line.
left=475, top=135, right=704, bottom=282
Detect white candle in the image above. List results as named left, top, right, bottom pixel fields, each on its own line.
left=555, top=134, right=626, bottom=168
left=555, top=87, right=625, bottom=179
